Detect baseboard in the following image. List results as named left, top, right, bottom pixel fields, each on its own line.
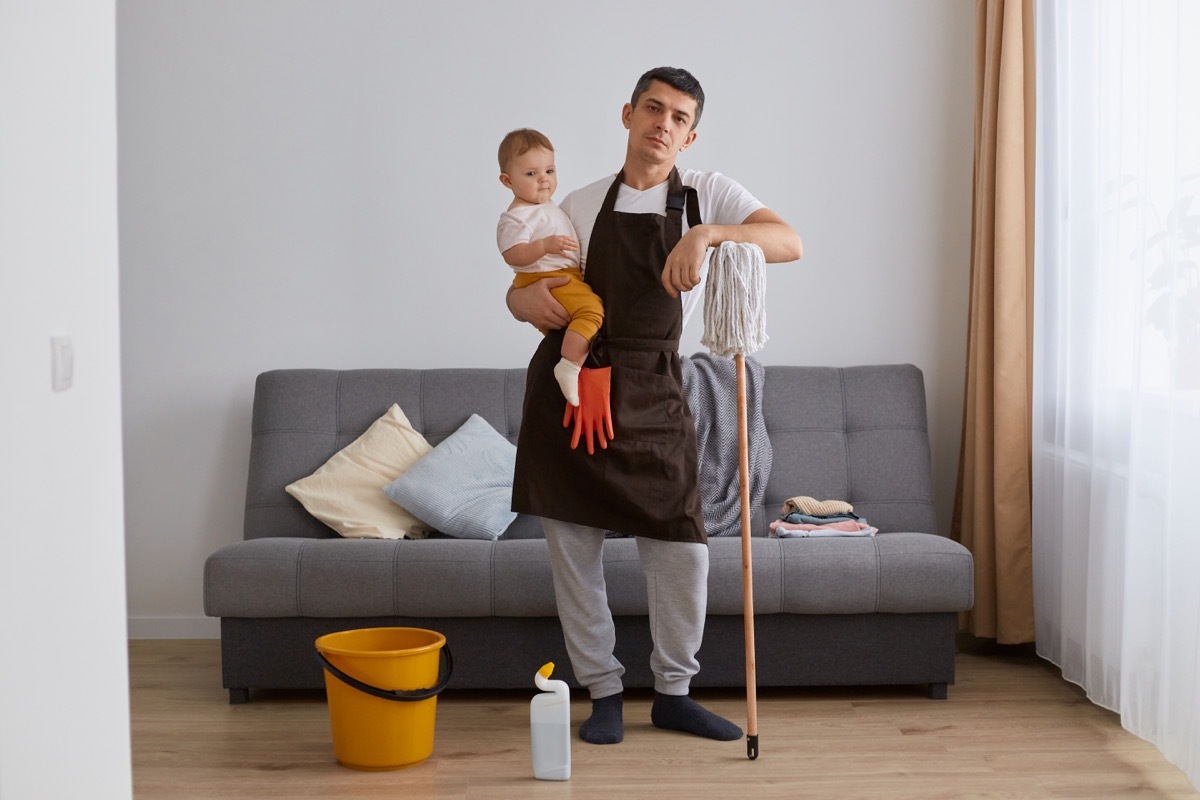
left=127, top=615, right=221, bottom=639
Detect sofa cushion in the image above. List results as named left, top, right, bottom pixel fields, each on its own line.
left=203, top=534, right=973, bottom=619
left=382, top=414, right=517, bottom=541
left=284, top=404, right=432, bottom=539
left=204, top=538, right=495, bottom=618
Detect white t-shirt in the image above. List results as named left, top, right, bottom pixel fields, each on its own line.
left=558, top=169, right=764, bottom=327
left=496, top=202, right=581, bottom=274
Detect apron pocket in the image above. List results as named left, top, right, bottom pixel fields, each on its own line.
left=610, top=365, right=679, bottom=444
left=601, top=439, right=666, bottom=515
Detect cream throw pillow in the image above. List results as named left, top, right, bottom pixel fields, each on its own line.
left=285, top=404, right=433, bottom=539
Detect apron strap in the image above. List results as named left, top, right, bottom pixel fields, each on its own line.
left=667, top=183, right=702, bottom=227
left=606, top=169, right=700, bottom=227
left=684, top=186, right=702, bottom=228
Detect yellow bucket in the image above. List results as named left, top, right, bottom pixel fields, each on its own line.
left=314, top=627, right=452, bottom=770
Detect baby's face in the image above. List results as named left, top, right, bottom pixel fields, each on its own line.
left=502, top=147, right=558, bottom=205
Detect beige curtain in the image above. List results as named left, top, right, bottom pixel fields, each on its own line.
left=952, top=0, right=1036, bottom=644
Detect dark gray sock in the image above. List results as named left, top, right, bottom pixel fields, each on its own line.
left=579, top=694, right=623, bottom=744
left=651, top=692, right=743, bottom=741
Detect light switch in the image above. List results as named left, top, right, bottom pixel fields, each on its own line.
left=51, top=335, right=73, bottom=392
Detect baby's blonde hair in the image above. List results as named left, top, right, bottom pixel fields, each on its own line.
left=498, top=128, right=554, bottom=173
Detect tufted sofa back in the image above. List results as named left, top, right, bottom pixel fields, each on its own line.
left=243, top=363, right=937, bottom=541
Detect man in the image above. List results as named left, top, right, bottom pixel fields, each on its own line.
left=509, top=67, right=802, bottom=746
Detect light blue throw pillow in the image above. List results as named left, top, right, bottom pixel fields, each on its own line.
left=382, top=413, right=517, bottom=540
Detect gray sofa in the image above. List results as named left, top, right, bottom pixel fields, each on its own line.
left=204, top=363, right=974, bottom=704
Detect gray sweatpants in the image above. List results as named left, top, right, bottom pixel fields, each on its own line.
left=542, top=517, right=708, bottom=699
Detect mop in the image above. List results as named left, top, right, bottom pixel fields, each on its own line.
left=701, top=241, right=767, bottom=761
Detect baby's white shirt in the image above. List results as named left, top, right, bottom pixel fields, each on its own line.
left=496, top=202, right=580, bottom=274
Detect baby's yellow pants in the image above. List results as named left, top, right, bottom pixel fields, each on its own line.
left=512, top=267, right=604, bottom=341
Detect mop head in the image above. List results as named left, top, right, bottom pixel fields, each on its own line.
left=701, top=241, right=768, bottom=358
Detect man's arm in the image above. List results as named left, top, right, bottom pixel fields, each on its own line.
left=661, top=207, right=803, bottom=298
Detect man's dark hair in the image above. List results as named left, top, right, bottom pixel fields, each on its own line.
left=630, top=66, right=705, bottom=130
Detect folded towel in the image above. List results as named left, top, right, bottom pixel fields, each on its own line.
left=781, top=495, right=854, bottom=517
left=782, top=511, right=863, bottom=525
left=769, top=519, right=877, bottom=538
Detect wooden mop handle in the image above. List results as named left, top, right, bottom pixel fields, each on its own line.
left=736, top=353, right=759, bottom=760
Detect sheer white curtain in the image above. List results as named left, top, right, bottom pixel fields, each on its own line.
left=1034, top=0, right=1200, bottom=789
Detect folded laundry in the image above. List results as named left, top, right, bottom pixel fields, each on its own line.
left=781, top=511, right=863, bottom=525
left=769, top=519, right=878, bottom=538
left=781, top=495, right=854, bottom=517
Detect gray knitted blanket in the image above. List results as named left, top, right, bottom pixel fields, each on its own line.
left=681, top=353, right=773, bottom=537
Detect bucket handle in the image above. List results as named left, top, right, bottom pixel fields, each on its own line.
left=316, top=643, right=453, bottom=702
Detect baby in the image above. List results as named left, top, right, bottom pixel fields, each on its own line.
left=497, top=128, right=603, bottom=407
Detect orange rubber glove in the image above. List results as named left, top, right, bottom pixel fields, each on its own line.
left=562, top=366, right=614, bottom=455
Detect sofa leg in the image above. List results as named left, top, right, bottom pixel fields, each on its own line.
left=926, top=682, right=948, bottom=700
left=229, top=687, right=250, bottom=705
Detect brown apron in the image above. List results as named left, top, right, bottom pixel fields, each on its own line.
left=512, top=167, right=706, bottom=544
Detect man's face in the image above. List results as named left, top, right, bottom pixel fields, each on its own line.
left=622, top=81, right=699, bottom=164
left=500, top=147, right=558, bottom=205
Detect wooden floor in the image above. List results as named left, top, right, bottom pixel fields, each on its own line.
left=130, top=638, right=1198, bottom=799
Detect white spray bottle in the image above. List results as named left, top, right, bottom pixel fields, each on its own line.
left=530, top=661, right=571, bottom=781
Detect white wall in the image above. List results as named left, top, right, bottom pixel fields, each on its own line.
left=118, top=0, right=975, bottom=637
left=0, top=1, right=133, bottom=797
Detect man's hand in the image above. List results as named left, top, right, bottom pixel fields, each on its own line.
left=539, top=235, right=579, bottom=256
left=661, top=225, right=711, bottom=298
left=508, top=276, right=571, bottom=329
left=660, top=210, right=804, bottom=298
